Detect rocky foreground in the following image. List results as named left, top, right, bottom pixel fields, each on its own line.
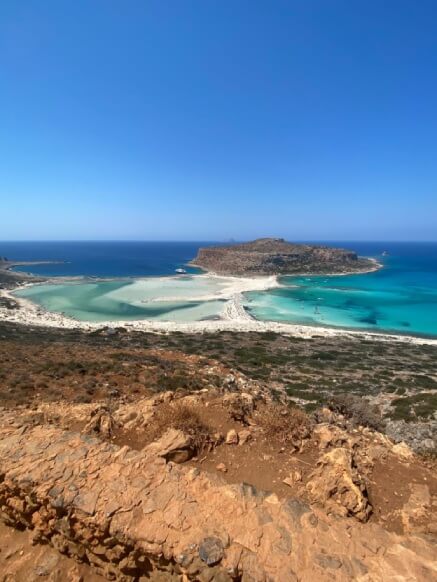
left=191, top=238, right=377, bottom=276
left=0, top=324, right=436, bottom=580
left=1, top=366, right=436, bottom=580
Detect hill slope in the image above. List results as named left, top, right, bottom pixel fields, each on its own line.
left=191, top=238, right=377, bottom=276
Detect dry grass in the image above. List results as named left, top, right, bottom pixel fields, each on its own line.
left=257, top=404, right=312, bottom=446
left=148, top=401, right=213, bottom=452
left=224, top=395, right=254, bottom=425
left=328, top=393, right=385, bottom=431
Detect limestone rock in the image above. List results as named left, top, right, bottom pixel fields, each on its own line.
left=82, top=406, right=116, bottom=438
left=145, top=428, right=193, bottom=463
left=314, top=407, right=337, bottom=424
left=225, top=429, right=239, bottom=445
left=392, top=441, right=414, bottom=460
left=314, top=424, right=350, bottom=450
left=306, top=447, right=372, bottom=522
left=33, top=552, right=59, bottom=576
left=115, top=393, right=171, bottom=430
left=222, top=393, right=255, bottom=423
left=0, top=423, right=436, bottom=581
left=238, top=429, right=252, bottom=445
left=399, top=484, right=433, bottom=533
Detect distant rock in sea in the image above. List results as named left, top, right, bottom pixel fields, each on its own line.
left=191, top=238, right=376, bottom=276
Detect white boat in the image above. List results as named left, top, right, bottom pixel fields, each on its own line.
left=175, top=268, right=187, bottom=274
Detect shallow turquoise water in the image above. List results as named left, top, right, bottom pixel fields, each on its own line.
left=7, top=241, right=437, bottom=336
left=243, top=248, right=437, bottom=337
left=15, top=278, right=226, bottom=322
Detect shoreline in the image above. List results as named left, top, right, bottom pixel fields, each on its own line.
left=1, top=277, right=437, bottom=347
left=2, top=258, right=436, bottom=346
left=275, top=257, right=383, bottom=279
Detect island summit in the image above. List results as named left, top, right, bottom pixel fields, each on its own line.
left=191, top=238, right=377, bottom=276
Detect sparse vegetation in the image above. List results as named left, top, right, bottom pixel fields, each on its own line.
left=389, top=393, right=437, bottom=422
left=257, top=403, right=312, bottom=446
left=224, top=395, right=254, bottom=424
left=0, top=321, right=436, bottom=445
left=328, top=393, right=386, bottom=431
left=155, top=370, right=206, bottom=392
left=148, top=402, right=213, bottom=453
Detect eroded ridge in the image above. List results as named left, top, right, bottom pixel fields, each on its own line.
left=0, top=423, right=436, bottom=582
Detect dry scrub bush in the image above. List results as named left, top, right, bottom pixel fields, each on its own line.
left=328, top=394, right=385, bottom=432
left=149, top=402, right=213, bottom=452
left=258, top=404, right=312, bottom=446
left=224, top=395, right=254, bottom=425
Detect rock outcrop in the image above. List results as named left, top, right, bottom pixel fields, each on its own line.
left=82, top=405, right=116, bottom=438
left=306, top=447, right=372, bottom=522
left=145, top=428, right=194, bottom=463
left=191, top=238, right=376, bottom=276
left=1, top=423, right=436, bottom=581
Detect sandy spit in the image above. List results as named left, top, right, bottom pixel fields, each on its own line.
left=1, top=272, right=436, bottom=347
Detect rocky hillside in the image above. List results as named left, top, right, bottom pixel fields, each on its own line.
left=0, top=326, right=436, bottom=580
left=191, top=238, right=376, bottom=276
left=1, top=384, right=436, bottom=581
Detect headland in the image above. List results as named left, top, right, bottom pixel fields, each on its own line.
left=191, top=238, right=379, bottom=276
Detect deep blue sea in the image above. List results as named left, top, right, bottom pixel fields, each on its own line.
left=3, top=241, right=209, bottom=277
left=2, top=241, right=437, bottom=336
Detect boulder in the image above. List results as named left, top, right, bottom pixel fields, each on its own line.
left=198, top=537, right=224, bottom=566
left=313, top=424, right=351, bottom=450
left=306, top=447, right=371, bottom=522
left=145, top=428, right=194, bottom=463
left=238, top=429, right=252, bottom=445
left=225, top=429, right=239, bottom=445
left=392, top=441, right=414, bottom=460
left=82, top=406, right=115, bottom=438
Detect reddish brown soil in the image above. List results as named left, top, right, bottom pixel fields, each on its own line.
left=0, top=330, right=436, bottom=555
left=110, top=395, right=437, bottom=535
left=0, top=520, right=105, bottom=581
left=369, top=456, right=437, bottom=533
left=0, top=341, right=234, bottom=408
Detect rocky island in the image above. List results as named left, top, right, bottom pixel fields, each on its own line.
left=191, top=238, right=377, bottom=276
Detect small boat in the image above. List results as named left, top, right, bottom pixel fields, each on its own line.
left=382, top=250, right=389, bottom=257
left=175, top=268, right=187, bottom=274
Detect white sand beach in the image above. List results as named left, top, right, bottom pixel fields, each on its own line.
left=1, top=273, right=436, bottom=346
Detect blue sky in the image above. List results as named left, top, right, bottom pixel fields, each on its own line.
left=1, top=0, right=436, bottom=241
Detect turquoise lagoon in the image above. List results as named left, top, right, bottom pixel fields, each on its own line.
left=15, top=277, right=227, bottom=322
left=244, top=256, right=437, bottom=337
left=6, top=241, right=437, bottom=336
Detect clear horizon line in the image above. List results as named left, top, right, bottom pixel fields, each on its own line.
left=1, top=239, right=437, bottom=244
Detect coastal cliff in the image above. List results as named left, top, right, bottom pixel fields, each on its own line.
left=191, top=238, right=376, bottom=276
